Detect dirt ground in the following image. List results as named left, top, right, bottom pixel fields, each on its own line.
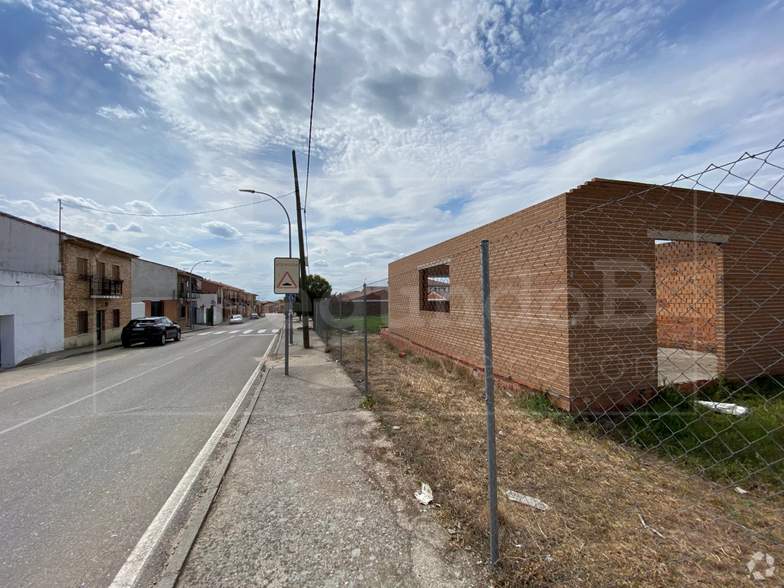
left=329, top=332, right=783, bottom=587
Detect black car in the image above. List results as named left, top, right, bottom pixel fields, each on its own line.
left=121, top=317, right=181, bottom=347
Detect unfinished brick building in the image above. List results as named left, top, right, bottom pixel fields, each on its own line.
left=386, top=179, right=784, bottom=412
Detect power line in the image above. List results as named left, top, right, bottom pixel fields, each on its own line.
left=61, top=191, right=296, bottom=217
left=303, top=0, right=322, bottom=262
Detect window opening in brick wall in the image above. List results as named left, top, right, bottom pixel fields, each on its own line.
left=96, top=262, right=105, bottom=279
left=151, top=301, right=163, bottom=317
left=77, top=257, right=89, bottom=281
left=112, top=264, right=120, bottom=280
left=419, top=263, right=450, bottom=312
left=112, top=309, right=120, bottom=328
left=77, top=311, right=88, bottom=334
left=180, top=305, right=186, bottom=318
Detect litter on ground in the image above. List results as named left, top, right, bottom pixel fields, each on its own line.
left=415, top=482, right=434, bottom=505
left=505, top=490, right=549, bottom=511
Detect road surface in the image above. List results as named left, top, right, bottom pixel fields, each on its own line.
left=0, top=314, right=283, bottom=587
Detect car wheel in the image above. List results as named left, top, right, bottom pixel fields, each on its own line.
left=175, top=330, right=181, bottom=342
left=160, top=333, right=167, bottom=346
left=122, top=340, right=131, bottom=348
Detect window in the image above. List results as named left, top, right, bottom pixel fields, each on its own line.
left=77, top=311, right=89, bottom=334
left=77, top=257, right=89, bottom=280
left=96, top=262, right=105, bottom=279
left=112, top=264, right=120, bottom=280
left=180, top=305, right=186, bottom=318
left=112, top=309, right=120, bottom=328
left=419, top=263, right=450, bottom=313
left=150, top=300, right=163, bottom=316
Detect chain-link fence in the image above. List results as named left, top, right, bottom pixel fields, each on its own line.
left=311, top=142, right=784, bottom=586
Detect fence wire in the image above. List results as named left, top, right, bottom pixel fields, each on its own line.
left=312, top=141, right=784, bottom=587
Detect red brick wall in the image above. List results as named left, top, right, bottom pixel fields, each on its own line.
left=388, top=195, right=570, bottom=405
left=62, top=240, right=132, bottom=348
left=655, top=242, right=718, bottom=352
left=389, top=178, right=784, bottom=413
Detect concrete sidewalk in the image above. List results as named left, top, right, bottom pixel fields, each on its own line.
left=176, top=330, right=481, bottom=587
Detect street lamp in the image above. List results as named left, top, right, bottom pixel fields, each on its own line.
left=239, top=188, right=294, bottom=374
left=189, top=259, right=212, bottom=330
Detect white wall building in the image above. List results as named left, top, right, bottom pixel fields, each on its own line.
left=0, top=213, right=64, bottom=367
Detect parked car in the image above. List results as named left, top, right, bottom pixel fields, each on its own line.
left=121, top=317, right=181, bottom=347
left=250, top=313, right=259, bottom=319
left=229, top=314, right=244, bottom=324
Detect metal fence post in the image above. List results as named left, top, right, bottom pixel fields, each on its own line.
left=481, top=239, right=499, bottom=566
left=363, top=283, right=369, bottom=399
left=339, top=293, right=343, bottom=364
left=284, top=293, right=289, bottom=376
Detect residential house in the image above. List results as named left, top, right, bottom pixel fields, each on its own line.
left=131, top=259, right=178, bottom=322
left=199, top=278, right=224, bottom=326
left=62, top=234, right=136, bottom=349
left=0, top=212, right=64, bottom=367
left=177, top=271, right=203, bottom=327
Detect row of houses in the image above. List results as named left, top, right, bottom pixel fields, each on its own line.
left=0, top=211, right=266, bottom=368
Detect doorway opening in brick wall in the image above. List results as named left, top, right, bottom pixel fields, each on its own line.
left=654, top=237, right=722, bottom=387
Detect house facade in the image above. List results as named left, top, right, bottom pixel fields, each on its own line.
left=131, top=259, right=179, bottom=322
left=62, top=235, right=136, bottom=349
left=0, top=212, right=64, bottom=367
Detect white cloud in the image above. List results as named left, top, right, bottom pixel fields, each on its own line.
left=105, top=222, right=119, bottom=231
left=122, top=222, right=144, bottom=233
left=125, top=200, right=159, bottom=215
left=202, top=220, right=241, bottom=239
left=97, top=105, right=141, bottom=120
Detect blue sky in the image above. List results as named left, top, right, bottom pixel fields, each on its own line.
left=0, top=0, right=783, bottom=298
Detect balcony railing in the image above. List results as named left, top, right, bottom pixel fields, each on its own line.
left=179, top=290, right=202, bottom=299
left=90, top=278, right=123, bottom=298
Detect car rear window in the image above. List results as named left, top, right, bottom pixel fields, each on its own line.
left=129, top=319, right=156, bottom=326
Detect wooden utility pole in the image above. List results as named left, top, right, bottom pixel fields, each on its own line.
left=292, top=150, right=310, bottom=349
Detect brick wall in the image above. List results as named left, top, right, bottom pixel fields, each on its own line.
left=62, top=239, right=133, bottom=349
left=655, top=241, right=718, bottom=352
left=388, top=178, right=784, bottom=413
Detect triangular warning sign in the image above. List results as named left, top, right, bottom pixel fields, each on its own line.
left=277, top=271, right=297, bottom=289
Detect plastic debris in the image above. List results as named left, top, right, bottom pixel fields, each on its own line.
left=505, top=490, right=549, bottom=511
left=695, top=401, right=748, bottom=416
left=392, top=425, right=401, bottom=430
left=415, top=483, right=434, bottom=505
left=735, top=486, right=749, bottom=495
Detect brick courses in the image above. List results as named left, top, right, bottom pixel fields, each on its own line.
left=388, top=178, right=784, bottom=413
left=62, top=237, right=135, bottom=349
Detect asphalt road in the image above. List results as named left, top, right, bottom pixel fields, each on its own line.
left=0, top=314, right=282, bottom=588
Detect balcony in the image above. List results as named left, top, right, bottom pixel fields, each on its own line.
left=179, top=290, right=202, bottom=300
left=90, top=278, right=123, bottom=298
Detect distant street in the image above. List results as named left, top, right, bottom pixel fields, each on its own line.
left=0, top=314, right=283, bottom=588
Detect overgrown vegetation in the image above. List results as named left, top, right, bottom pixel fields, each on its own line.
left=331, top=315, right=388, bottom=333
left=332, top=334, right=784, bottom=587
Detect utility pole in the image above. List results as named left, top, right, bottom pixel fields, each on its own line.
left=292, top=150, right=310, bottom=349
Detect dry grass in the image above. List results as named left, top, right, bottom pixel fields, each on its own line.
left=333, top=334, right=784, bottom=587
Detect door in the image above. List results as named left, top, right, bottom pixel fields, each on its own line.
left=96, top=310, right=104, bottom=345
left=206, top=307, right=213, bottom=326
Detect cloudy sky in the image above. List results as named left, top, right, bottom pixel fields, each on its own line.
left=0, top=0, right=782, bottom=298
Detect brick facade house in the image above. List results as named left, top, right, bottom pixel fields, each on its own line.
left=385, top=178, right=784, bottom=413
left=62, top=235, right=136, bottom=349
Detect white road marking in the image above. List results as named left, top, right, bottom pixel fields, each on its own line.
left=108, top=332, right=279, bottom=588
left=257, top=329, right=266, bottom=334
left=229, top=330, right=241, bottom=334
left=243, top=329, right=254, bottom=334
left=214, top=331, right=226, bottom=334
left=197, top=332, right=212, bottom=336
left=272, top=329, right=279, bottom=334
left=0, top=355, right=184, bottom=437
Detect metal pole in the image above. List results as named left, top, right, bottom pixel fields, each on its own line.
left=189, top=273, right=194, bottom=330
left=363, top=283, right=368, bottom=399
left=339, top=294, right=343, bottom=364
left=481, top=239, right=499, bottom=566
left=284, top=294, right=289, bottom=375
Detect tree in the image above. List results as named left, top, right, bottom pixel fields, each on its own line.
left=307, top=274, right=332, bottom=301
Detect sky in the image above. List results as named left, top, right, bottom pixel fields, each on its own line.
left=0, top=0, right=783, bottom=299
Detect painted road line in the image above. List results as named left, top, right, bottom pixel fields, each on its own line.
left=214, top=331, right=226, bottom=334
left=243, top=329, right=254, bottom=334
left=108, top=332, right=279, bottom=588
left=257, top=329, right=266, bottom=334
left=197, top=332, right=213, bottom=336
left=0, top=355, right=184, bottom=437
left=229, top=330, right=241, bottom=334
left=271, top=329, right=279, bottom=334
